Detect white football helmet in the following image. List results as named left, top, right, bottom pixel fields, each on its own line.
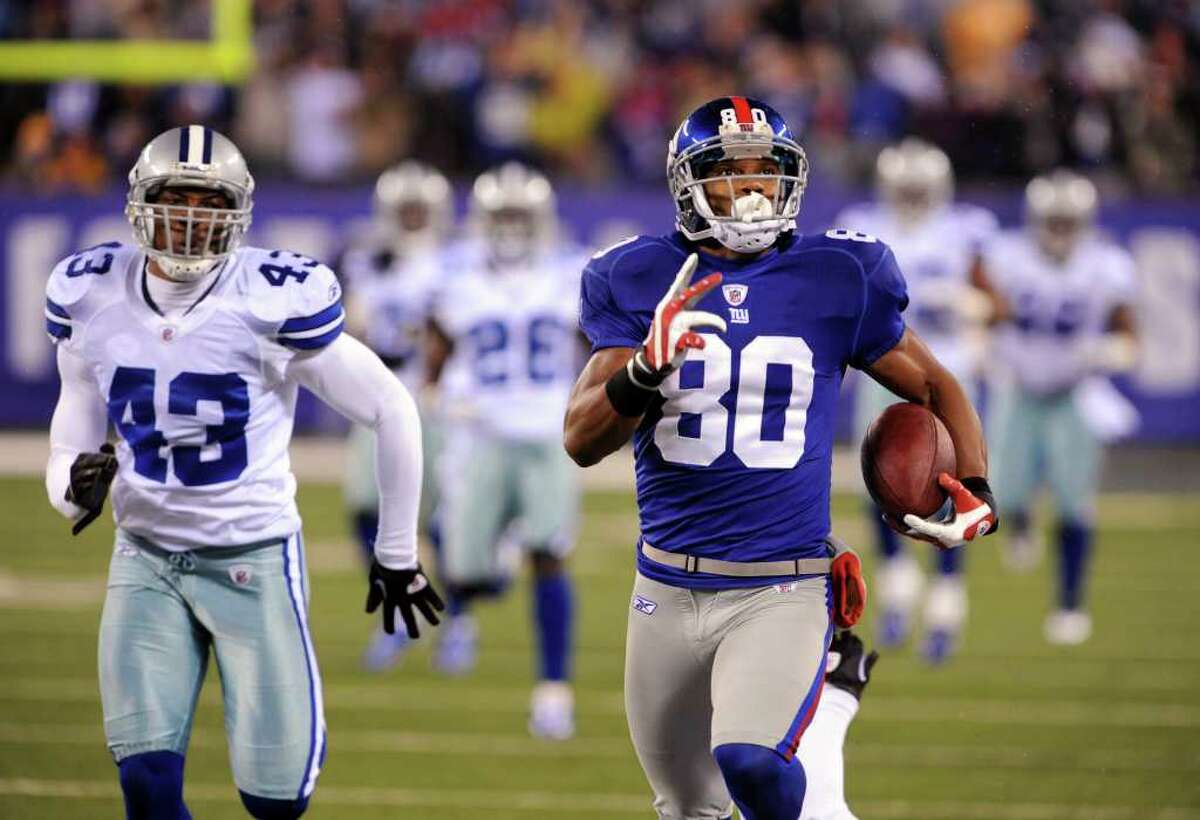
left=125, top=125, right=254, bottom=281
left=876, top=138, right=953, bottom=228
left=1025, top=169, right=1098, bottom=262
left=470, top=162, right=557, bottom=266
left=374, top=160, right=453, bottom=250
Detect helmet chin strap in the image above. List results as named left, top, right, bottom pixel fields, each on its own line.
left=710, top=192, right=788, bottom=253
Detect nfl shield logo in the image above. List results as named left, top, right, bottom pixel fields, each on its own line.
left=722, top=284, right=748, bottom=306
left=229, top=565, right=253, bottom=586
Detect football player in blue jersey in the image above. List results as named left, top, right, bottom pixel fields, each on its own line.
left=42, top=126, right=443, bottom=819
left=564, top=97, right=998, bottom=820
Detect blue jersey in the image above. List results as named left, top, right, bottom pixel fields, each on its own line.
left=580, top=230, right=908, bottom=589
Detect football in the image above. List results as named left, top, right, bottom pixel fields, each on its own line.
left=860, top=402, right=957, bottom=526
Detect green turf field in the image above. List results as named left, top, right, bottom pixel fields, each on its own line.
left=1, top=476, right=1198, bottom=819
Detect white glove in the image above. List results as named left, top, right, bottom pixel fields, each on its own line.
left=903, top=474, right=998, bottom=549
left=634, top=253, right=727, bottom=381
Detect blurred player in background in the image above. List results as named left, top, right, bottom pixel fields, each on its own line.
left=42, top=126, right=442, bottom=819
left=565, top=97, right=997, bottom=820
left=426, top=162, right=586, bottom=739
left=983, top=170, right=1138, bottom=645
left=837, top=138, right=999, bottom=663
left=337, top=160, right=454, bottom=671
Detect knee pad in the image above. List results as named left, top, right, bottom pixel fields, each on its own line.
left=239, top=791, right=309, bottom=820
left=117, top=751, right=188, bottom=820
left=713, top=743, right=806, bottom=820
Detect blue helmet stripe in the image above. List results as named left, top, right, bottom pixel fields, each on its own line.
left=178, top=126, right=190, bottom=162
left=202, top=127, right=213, bottom=163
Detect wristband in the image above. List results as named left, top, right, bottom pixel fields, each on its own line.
left=960, top=476, right=999, bottom=534
left=605, top=358, right=658, bottom=417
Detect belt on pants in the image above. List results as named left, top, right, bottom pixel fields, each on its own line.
left=640, top=541, right=832, bottom=577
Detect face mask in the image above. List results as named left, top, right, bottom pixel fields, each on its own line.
left=710, top=192, right=788, bottom=253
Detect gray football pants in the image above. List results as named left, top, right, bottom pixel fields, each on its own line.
left=624, top=571, right=833, bottom=820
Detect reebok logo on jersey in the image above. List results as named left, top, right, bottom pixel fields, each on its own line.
left=229, top=565, right=253, bottom=586
left=722, top=284, right=748, bottom=306
left=632, top=594, right=658, bottom=615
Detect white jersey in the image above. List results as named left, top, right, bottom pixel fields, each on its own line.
left=340, top=240, right=439, bottom=392
left=834, top=202, right=997, bottom=377
left=984, top=230, right=1137, bottom=394
left=431, top=242, right=583, bottom=442
left=45, top=241, right=345, bottom=550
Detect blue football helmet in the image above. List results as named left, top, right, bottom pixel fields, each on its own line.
left=667, top=96, right=808, bottom=253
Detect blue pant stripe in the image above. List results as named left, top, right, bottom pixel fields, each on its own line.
left=281, top=535, right=322, bottom=799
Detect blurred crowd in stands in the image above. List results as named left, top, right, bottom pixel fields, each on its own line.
left=2, top=0, right=1198, bottom=195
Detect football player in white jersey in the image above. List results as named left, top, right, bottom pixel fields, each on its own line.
left=836, top=138, right=999, bottom=663
left=338, top=160, right=454, bottom=671
left=426, top=162, right=586, bottom=739
left=983, top=170, right=1138, bottom=645
left=43, top=126, right=443, bottom=819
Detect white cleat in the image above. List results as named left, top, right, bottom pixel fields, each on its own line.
left=1003, top=531, right=1044, bottom=573
left=921, top=577, right=968, bottom=664
left=433, top=614, right=478, bottom=676
left=528, top=681, right=575, bottom=741
left=876, top=554, right=924, bottom=647
left=1044, top=609, right=1092, bottom=646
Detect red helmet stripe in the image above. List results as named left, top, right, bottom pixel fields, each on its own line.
left=730, top=96, right=753, bottom=124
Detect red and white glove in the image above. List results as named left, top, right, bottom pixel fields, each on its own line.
left=903, top=473, right=998, bottom=549
left=628, top=253, right=727, bottom=387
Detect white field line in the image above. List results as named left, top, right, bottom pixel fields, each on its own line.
left=0, top=778, right=1195, bottom=819
left=0, top=722, right=1196, bottom=774
left=2, top=677, right=1199, bottom=729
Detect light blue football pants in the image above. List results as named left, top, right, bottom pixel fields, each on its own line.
left=99, top=529, right=326, bottom=802
left=988, top=383, right=1102, bottom=523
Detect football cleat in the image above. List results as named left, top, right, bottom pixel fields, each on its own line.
left=433, top=614, right=478, bottom=676
left=528, top=681, right=575, bottom=741
left=825, top=631, right=879, bottom=702
left=1044, top=609, right=1092, bottom=646
left=361, top=625, right=411, bottom=673
left=876, top=554, right=923, bottom=647
left=1003, top=530, right=1044, bottom=573
left=920, top=576, right=967, bottom=665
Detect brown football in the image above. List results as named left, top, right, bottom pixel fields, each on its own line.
left=860, top=402, right=957, bottom=526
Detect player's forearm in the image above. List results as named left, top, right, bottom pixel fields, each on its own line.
left=45, top=347, right=108, bottom=520
left=563, top=384, right=641, bottom=467
left=926, top=366, right=988, bottom=478
left=371, top=386, right=423, bottom=569
left=288, top=334, right=424, bottom=567
left=563, top=348, right=641, bottom=467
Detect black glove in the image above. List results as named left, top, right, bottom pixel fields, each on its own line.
left=66, top=443, right=118, bottom=535
left=364, top=559, right=445, bottom=639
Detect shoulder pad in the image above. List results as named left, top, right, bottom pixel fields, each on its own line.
left=45, top=241, right=132, bottom=344
left=240, top=247, right=345, bottom=352
left=586, top=234, right=685, bottom=279
left=802, top=229, right=890, bottom=269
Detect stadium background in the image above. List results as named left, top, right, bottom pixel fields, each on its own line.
left=1, top=1, right=1198, bottom=818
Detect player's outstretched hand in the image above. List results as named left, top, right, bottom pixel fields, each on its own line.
left=903, top=474, right=998, bottom=549
left=629, top=253, right=727, bottom=388
left=67, top=443, right=118, bottom=535
left=365, top=559, right=445, bottom=639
